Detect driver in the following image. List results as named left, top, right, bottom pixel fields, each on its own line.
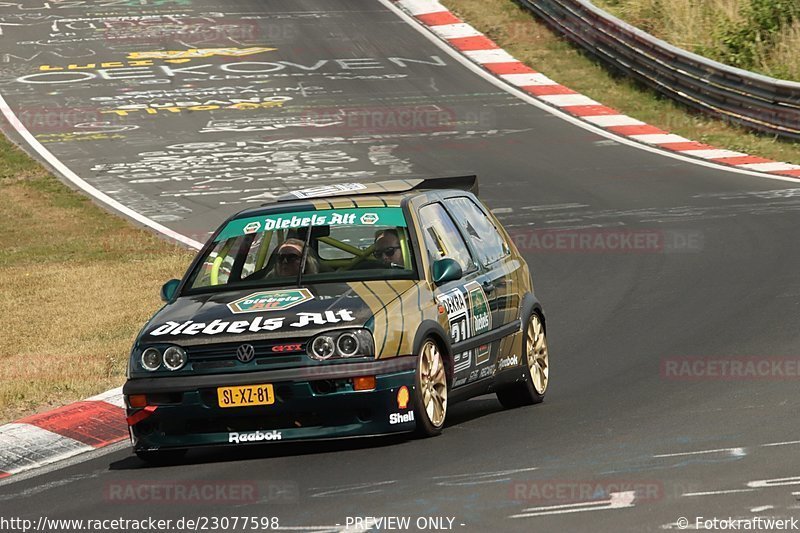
left=268, top=238, right=319, bottom=278
left=373, top=229, right=404, bottom=267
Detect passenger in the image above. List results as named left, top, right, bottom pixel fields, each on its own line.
left=268, top=238, right=319, bottom=278
left=373, top=229, right=404, bottom=267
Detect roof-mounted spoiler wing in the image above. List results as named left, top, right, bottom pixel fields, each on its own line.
left=273, top=175, right=479, bottom=203
left=410, top=175, right=478, bottom=195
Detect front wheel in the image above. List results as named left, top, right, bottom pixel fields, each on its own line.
left=496, top=312, right=549, bottom=408
left=413, top=338, right=448, bottom=437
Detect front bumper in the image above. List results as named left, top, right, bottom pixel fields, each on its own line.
left=124, top=357, right=417, bottom=451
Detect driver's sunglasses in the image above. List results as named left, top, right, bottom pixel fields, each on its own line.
left=373, top=246, right=400, bottom=258
left=278, top=253, right=302, bottom=264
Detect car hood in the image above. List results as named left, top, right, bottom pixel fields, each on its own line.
left=139, top=281, right=417, bottom=346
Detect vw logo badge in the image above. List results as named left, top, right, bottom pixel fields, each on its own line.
left=236, top=344, right=255, bottom=363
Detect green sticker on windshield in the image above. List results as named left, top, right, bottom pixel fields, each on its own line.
left=216, top=207, right=407, bottom=242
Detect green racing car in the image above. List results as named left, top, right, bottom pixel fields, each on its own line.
left=124, top=176, right=549, bottom=462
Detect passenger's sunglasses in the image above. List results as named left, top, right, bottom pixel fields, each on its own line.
left=373, top=246, right=400, bottom=258
left=278, top=253, right=302, bottom=264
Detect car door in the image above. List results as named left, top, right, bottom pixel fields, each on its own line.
left=417, top=202, right=486, bottom=387
left=442, top=196, right=519, bottom=365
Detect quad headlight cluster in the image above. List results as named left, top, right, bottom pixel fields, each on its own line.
left=308, top=329, right=374, bottom=360
left=140, top=345, right=187, bottom=372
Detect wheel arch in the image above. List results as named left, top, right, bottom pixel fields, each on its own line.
left=520, top=292, right=546, bottom=333
left=412, top=319, right=453, bottom=382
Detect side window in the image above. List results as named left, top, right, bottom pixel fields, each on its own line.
left=418, top=203, right=476, bottom=274
left=190, top=236, right=249, bottom=288
left=444, top=197, right=509, bottom=266
left=242, top=231, right=281, bottom=277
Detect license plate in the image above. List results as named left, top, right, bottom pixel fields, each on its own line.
left=217, top=384, right=274, bottom=408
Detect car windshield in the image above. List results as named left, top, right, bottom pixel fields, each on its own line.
left=185, top=206, right=417, bottom=293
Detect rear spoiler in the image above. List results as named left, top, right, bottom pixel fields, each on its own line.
left=273, top=175, right=479, bottom=203
left=411, top=175, right=478, bottom=195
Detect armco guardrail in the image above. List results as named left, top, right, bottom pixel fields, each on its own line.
left=517, top=0, right=800, bottom=140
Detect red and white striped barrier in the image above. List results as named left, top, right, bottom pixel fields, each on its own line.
left=394, top=0, right=800, bottom=178
left=0, top=388, right=127, bottom=478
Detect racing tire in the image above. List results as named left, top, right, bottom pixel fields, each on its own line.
left=135, top=449, right=187, bottom=465
left=413, top=338, right=448, bottom=437
left=496, top=312, right=549, bottom=409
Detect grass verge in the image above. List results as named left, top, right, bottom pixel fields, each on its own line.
left=594, top=0, right=800, bottom=81
left=0, top=133, right=194, bottom=424
left=442, top=0, right=800, bottom=165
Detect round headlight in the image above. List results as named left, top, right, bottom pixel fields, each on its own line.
left=311, top=336, right=336, bottom=360
left=337, top=333, right=359, bottom=357
left=163, top=346, right=187, bottom=371
left=141, top=348, right=161, bottom=371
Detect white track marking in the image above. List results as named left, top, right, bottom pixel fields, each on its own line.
left=750, top=505, right=774, bottom=512
left=0, top=470, right=104, bottom=501
left=510, top=491, right=636, bottom=518
left=521, top=203, right=589, bottom=211
left=309, top=480, right=397, bottom=498
left=748, top=476, right=800, bottom=488
left=653, top=447, right=746, bottom=458
left=682, top=489, right=757, bottom=497
left=383, top=0, right=800, bottom=183
left=761, top=440, right=800, bottom=447
left=434, top=466, right=538, bottom=486
left=0, top=95, right=202, bottom=249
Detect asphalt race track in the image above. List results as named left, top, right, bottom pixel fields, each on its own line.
left=2, top=1, right=800, bottom=531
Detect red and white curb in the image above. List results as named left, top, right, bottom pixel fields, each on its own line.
left=392, top=0, right=800, bottom=179
left=0, top=388, right=127, bottom=478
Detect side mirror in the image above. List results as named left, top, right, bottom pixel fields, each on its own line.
left=432, top=258, right=463, bottom=286
left=160, top=279, right=181, bottom=302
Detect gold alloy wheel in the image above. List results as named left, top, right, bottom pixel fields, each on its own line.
left=527, top=314, right=549, bottom=395
left=420, top=340, right=448, bottom=427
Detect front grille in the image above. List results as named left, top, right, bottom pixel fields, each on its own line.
left=182, top=413, right=323, bottom=434
left=186, top=340, right=307, bottom=363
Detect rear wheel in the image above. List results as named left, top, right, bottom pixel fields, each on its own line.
left=496, top=313, right=549, bottom=408
left=413, top=338, right=448, bottom=437
left=135, top=449, right=187, bottom=465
